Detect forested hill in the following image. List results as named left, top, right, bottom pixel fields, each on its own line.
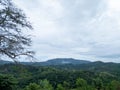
left=0, top=58, right=91, bottom=66
left=0, top=58, right=118, bottom=66
left=0, top=59, right=120, bottom=90
left=27, top=58, right=91, bottom=66
left=1, top=58, right=120, bottom=72
left=0, top=60, right=13, bottom=65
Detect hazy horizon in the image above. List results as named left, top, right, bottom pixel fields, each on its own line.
left=12, top=0, right=120, bottom=62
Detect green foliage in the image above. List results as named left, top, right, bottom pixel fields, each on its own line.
left=39, top=79, right=53, bottom=90
left=56, top=84, right=65, bottom=90
left=106, top=80, right=120, bottom=90
left=76, top=78, right=88, bottom=90
left=24, top=79, right=53, bottom=90
left=24, top=83, right=41, bottom=90
left=0, top=63, right=120, bottom=90
left=0, top=74, right=17, bottom=90
left=63, top=81, right=70, bottom=90
left=93, top=78, right=103, bottom=90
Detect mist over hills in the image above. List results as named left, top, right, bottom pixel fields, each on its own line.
left=35, top=58, right=91, bottom=66
left=0, top=58, right=117, bottom=66
left=0, top=60, right=13, bottom=65
left=0, top=58, right=91, bottom=65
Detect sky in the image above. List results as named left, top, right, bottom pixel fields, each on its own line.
left=12, top=0, right=120, bottom=62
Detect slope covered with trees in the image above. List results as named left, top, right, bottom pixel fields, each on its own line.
left=0, top=62, right=120, bottom=90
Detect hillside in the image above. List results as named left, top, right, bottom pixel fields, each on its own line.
left=0, top=58, right=91, bottom=66
left=0, top=60, right=13, bottom=65
left=0, top=60, right=120, bottom=90
left=1, top=58, right=120, bottom=89
left=30, top=58, right=91, bottom=66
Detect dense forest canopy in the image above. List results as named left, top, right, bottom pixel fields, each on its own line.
left=0, top=62, right=120, bottom=90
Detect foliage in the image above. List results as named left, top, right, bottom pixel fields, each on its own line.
left=93, top=78, right=103, bottom=90
left=106, top=80, right=120, bottom=90
left=76, top=78, right=88, bottom=90
left=0, top=74, right=17, bottom=90
left=0, top=63, right=120, bottom=90
left=56, top=84, right=65, bottom=90
left=24, top=83, right=41, bottom=90
left=39, top=79, right=53, bottom=90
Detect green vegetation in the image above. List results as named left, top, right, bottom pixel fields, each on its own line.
left=0, top=74, right=17, bottom=90
left=0, top=63, right=120, bottom=90
left=1, top=1, right=120, bottom=89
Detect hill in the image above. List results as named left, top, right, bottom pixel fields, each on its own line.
left=0, top=58, right=91, bottom=66
left=0, top=60, right=13, bottom=65
left=0, top=59, right=120, bottom=90
left=31, top=58, right=91, bottom=66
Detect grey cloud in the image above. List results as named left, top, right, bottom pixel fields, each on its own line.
left=58, top=0, right=105, bottom=25
left=12, top=0, right=120, bottom=62
left=99, top=54, right=120, bottom=59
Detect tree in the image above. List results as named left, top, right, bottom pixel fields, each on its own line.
left=24, top=83, right=41, bottom=90
left=93, top=78, right=103, bottom=90
left=107, top=80, right=120, bottom=90
left=56, top=84, right=65, bottom=90
left=39, top=79, right=53, bottom=90
left=0, top=74, right=17, bottom=90
left=76, top=78, right=88, bottom=90
left=0, top=0, right=34, bottom=61
left=63, top=81, right=70, bottom=90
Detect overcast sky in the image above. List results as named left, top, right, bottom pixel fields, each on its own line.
left=12, top=0, right=120, bottom=62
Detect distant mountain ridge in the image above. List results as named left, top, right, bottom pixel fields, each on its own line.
left=1, top=58, right=118, bottom=66
left=35, top=58, right=91, bottom=66
left=0, top=60, right=13, bottom=65
left=0, top=58, right=91, bottom=66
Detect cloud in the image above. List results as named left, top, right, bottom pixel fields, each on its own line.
left=107, top=0, right=120, bottom=12
left=12, top=0, right=120, bottom=62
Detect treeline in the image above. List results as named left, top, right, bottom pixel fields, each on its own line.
left=0, top=63, right=120, bottom=90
